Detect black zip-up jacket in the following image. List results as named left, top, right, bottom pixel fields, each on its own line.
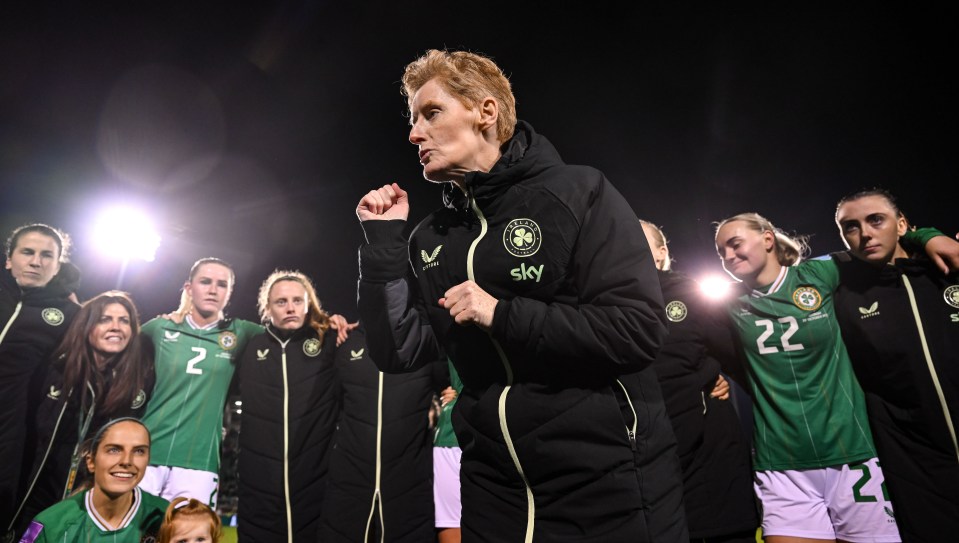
left=833, top=253, right=959, bottom=541
left=650, top=270, right=757, bottom=539
left=358, top=122, right=687, bottom=542
left=11, top=353, right=153, bottom=539
left=0, top=266, right=78, bottom=536
left=319, top=326, right=435, bottom=542
left=237, top=324, right=339, bottom=543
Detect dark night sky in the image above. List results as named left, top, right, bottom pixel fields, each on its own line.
left=1, top=3, right=956, bottom=322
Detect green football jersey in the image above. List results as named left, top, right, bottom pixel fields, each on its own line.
left=727, top=258, right=876, bottom=470
left=22, top=488, right=168, bottom=543
left=140, top=317, right=263, bottom=472
left=434, top=360, right=463, bottom=448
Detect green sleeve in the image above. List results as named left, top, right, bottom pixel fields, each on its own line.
left=901, top=227, right=946, bottom=251
left=141, top=317, right=160, bottom=336
left=238, top=319, right=265, bottom=338
left=800, top=257, right=841, bottom=291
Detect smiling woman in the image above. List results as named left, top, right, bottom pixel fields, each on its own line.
left=9, top=291, right=154, bottom=538
left=19, top=418, right=169, bottom=542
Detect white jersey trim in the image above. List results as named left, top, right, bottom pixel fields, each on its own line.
left=752, top=265, right=789, bottom=298
left=186, top=314, right=220, bottom=330
left=86, top=486, right=141, bottom=531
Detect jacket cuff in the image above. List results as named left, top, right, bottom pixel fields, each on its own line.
left=490, top=298, right=511, bottom=340
left=361, top=219, right=408, bottom=245
left=359, top=220, right=411, bottom=283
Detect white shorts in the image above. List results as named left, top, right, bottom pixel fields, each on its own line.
left=139, top=465, right=219, bottom=508
left=433, top=446, right=462, bottom=528
left=754, top=457, right=900, bottom=542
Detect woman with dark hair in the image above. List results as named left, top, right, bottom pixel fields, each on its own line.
left=833, top=189, right=959, bottom=540
left=1, top=223, right=80, bottom=535
left=10, top=291, right=153, bottom=537
left=19, top=418, right=168, bottom=542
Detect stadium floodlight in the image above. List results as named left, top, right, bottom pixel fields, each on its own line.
left=698, top=273, right=736, bottom=301
left=92, top=206, right=162, bottom=263
left=91, top=206, right=162, bottom=289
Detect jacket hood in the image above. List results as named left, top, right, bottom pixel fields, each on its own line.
left=442, top=121, right=564, bottom=210
left=1, top=262, right=80, bottom=305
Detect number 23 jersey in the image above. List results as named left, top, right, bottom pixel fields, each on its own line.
left=727, top=258, right=876, bottom=471
left=140, top=317, right=263, bottom=472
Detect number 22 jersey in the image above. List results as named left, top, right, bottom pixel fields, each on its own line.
left=140, top=317, right=263, bottom=473
left=726, top=258, right=876, bottom=471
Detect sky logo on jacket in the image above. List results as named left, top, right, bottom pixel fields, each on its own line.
left=510, top=263, right=544, bottom=283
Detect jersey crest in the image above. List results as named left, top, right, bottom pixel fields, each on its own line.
left=303, top=338, right=321, bottom=357
left=41, top=307, right=65, bottom=326
left=503, top=218, right=542, bottom=258
left=131, top=389, right=146, bottom=409
left=218, top=331, right=238, bottom=350
left=791, top=286, right=823, bottom=311
left=665, top=300, right=688, bottom=322
left=944, top=285, right=959, bottom=309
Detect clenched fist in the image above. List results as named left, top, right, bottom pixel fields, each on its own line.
left=357, top=183, right=410, bottom=222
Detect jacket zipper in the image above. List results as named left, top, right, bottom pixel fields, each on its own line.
left=267, top=328, right=295, bottom=543
left=0, top=301, right=23, bottom=345
left=468, top=192, right=535, bottom=542
left=901, top=275, right=959, bottom=462
left=364, top=371, right=386, bottom=543
left=1, top=302, right=25, bottom=532
left=616, top=380, right=639, bottom=451
left=8, top=385, right=72, bottom=533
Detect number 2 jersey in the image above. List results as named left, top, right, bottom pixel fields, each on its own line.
left=140, top=317, right=263, bottom=473
left=726, top=258, right=876, bottom=471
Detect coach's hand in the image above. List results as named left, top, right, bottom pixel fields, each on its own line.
left=440, top=280, right=497, bottom=332
left=357, top=183, right=409, bottom=222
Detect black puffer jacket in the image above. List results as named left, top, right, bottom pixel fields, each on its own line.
left=11, top=352, right=153, bottom=538
left=0, top=266, right=79, bottom=536
left=319, top=326, right=435, bottom=542
left=650, top=270, right=757, bottom=539
left=834, top=253, right=959, bottom=541
left=237, top=324, right=339, bottom=543
left=358, top=122, right=686, bottom=542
